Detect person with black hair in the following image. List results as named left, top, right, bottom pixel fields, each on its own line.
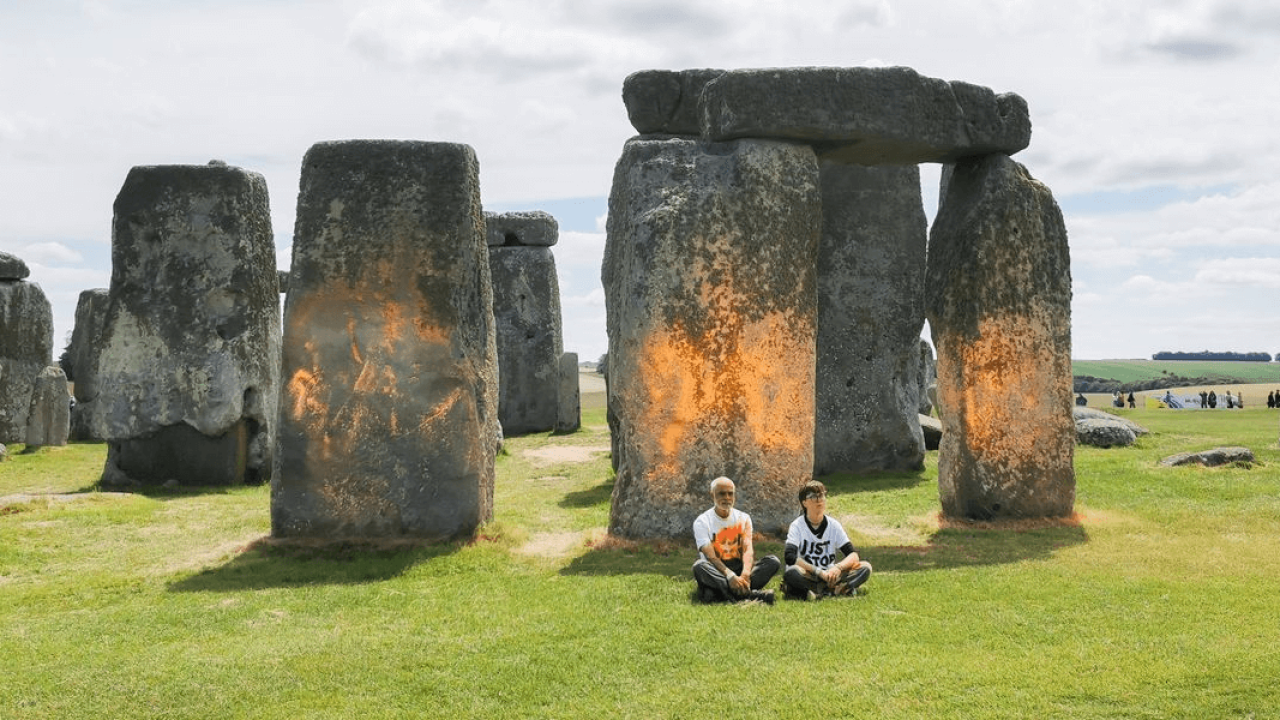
left=781, top=480, right=872, bottom=600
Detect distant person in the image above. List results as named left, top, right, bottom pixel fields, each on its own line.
left=1268, top=391, right=1275, bottom=409
left=1127, top=392, right=1135, bottom=409
left=1208, top=390, right=1218, bottom=409
left=782, top=480, right=871, bottom=601
left=1225, top=391, right=1235, bottom=409
left=1076, top=393, right=1087, bottom=406
left=692, top=476, right=779, bottom=604
left=1200, top=390, right=1209, bottom=408
left=1113, top=390, right=1124, bottom=408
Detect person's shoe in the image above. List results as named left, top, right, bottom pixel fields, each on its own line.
left=698, top=586, right=722, bottom=604
left=746, top=589, right=775, bottom=605
left=841, top=565, right=871, bottom=595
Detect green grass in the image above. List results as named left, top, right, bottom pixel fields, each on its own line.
left=1073, top=358, right=1280, bottom=385
left=3, top=405, right=1280, bottom=718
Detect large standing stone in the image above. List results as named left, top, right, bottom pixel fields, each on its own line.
left=700, top=67, right=1031, bottom=165
left=92, top=162, right=280, bottom=486
left=0, top=277, right=54, bottom=443
left=814, top=162, right=927, bottom=475
left=925, top=153, right=1074, bottom=520
left=68, top=288, right=109, bottom=441
left=273, top=140, right=498, bottom=541
left=603, top=136, right=821, bottom=538
left=25, top=366, right=69, bottom=447
left=485, top=211, right=564, bottom=436
left=556, top=352, right=580, bottom=433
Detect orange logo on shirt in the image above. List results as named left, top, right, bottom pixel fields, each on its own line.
left=712, top=525, right=745, bottom=562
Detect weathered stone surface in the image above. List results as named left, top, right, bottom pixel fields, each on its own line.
left=918, top=340, right=937, bottom=415
left=1159, top=446, right=1254, bottom=467
left=485, top=210, right=559, bottom=247
left=0, top=280, right=54, bottom=443
left=814, top=162, right=926, bottom=475
left=25, top=365, right=69, bottom=447
left=276, top=269, right=289, bottom=294
left=487, top=213, right=564, bottom=436
left=92, top=162, right=280, bottom=486
left=919, top=413, right=942, bottom=451
left=701, top=67, right=1031, bottom=164
left=0, top=251, right=30, bottom=280
left=603, top=136, right=821, bottom=538
left=556, top=352, right=581, bottom=433
left=925, top=153, right=1074, bottom=520
left=67, top=288, right=109, bottom=441
left=622, top=68, right=725, bottom=135
left=1075, top=419, right=1137, bottom=448
left=273, top=140, right=498, bottom=540
left=1073, top=406, right=1148, bottom=436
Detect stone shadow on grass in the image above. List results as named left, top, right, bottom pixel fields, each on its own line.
left=558, top=478, right=614, bottom=509
left=818, top=469, right=930, bottom=496
left=866, top=520, right=1089, bottom=573
left=167, top=537, right=464, bottom=592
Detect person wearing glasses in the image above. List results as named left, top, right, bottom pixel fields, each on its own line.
left=782, top=480, right=872, bottom=600
left=692, top=476, right=779, bottom=604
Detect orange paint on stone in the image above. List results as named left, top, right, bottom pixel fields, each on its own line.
left=637, top=311, right=812, bottom=460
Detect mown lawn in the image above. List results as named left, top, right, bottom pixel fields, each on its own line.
left=2, top=405, right=1278, bottom=719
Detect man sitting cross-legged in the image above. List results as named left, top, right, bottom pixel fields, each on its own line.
left=782, top=480, right=872, bottom=600
left=691, top=476, right=779, bottom=604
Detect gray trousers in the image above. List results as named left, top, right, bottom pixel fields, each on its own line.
left=692, top=555, right=780, bottom=600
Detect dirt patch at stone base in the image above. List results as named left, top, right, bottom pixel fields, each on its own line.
left=520, top=445, right=611, bottom=466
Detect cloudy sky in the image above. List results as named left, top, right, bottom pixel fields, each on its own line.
left=4, top=0, right=1279, bottom=363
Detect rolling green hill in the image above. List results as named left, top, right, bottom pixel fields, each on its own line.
left=1072, top=359, right=1280, bottom=385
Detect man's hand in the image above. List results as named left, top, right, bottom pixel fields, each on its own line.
left=729, top=572, right=751, bottom=594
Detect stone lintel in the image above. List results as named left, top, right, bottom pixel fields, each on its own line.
left=484, top=210, right=559, bottom=247
left=700, top=66, right=1031, bottom=164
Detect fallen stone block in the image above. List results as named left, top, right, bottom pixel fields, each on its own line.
left=1159, top=447, right=1254, bottom=468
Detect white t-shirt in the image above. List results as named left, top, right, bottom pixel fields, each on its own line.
left=693, top=507, right=752, bottom=563
left=786, top=515, right=852, bottom=571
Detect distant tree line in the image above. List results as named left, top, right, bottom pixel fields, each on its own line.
left=1151, top=351, right=1272, bottom=362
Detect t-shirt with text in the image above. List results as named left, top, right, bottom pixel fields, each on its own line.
left=785, top=515, right=854, bottom=571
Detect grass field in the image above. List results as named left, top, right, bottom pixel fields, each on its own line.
left=3, top=404, right=1280, bottom=718
left=1073, top=358, right=1280, bottom=385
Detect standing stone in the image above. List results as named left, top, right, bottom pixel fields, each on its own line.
left=92, top=162, right=280, bottom=486
left=556, top=352, right=580, bottom=433
left=25, top=366, right=69, bottom=447
left=604, top=136, right=821, bottom=538
left=485, top=211, right=564, bottom=436
left=68, top=288, right=109, bottom=441
left=918, top=339, right=937, bottom=416
left=925, top=153, right=1074, bottom=520
left=0, top=275, right=54, bottom=443
left=273, top=140, right=498, bottom=540
left=814, top=162, right=927, bottom=475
